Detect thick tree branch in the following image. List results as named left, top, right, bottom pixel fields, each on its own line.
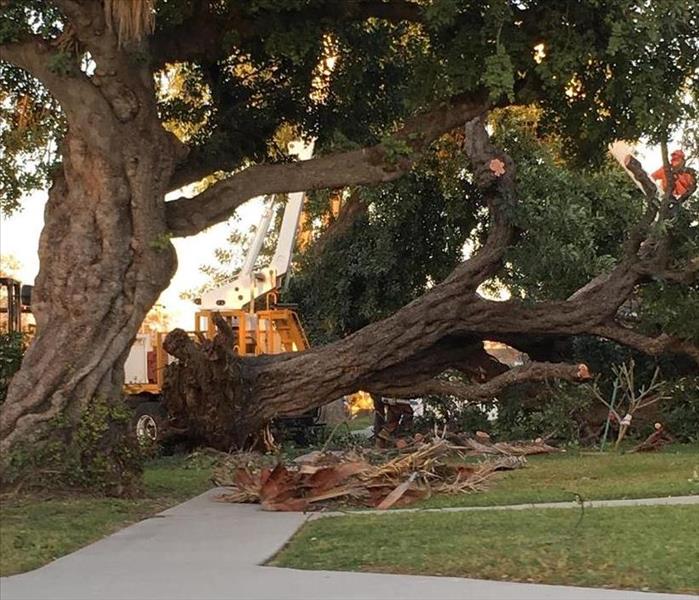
left=443, top=117, right=516, bottom=286
left=165, top=94, right=488, bottom=237
left=365, top=337, right=508, bottom=396
left=567, top=149, right=690, bottom=307
left=657, top=256, right=699, bottom=284
left=591, top=322, right=699, bottom=366
left=634, top=255, right=699, bottom=286
left=0, top=35, right=100, bottom=120
left=368, top=361, right=591, bottom=400
left=167, top=145, right=233, bottom=193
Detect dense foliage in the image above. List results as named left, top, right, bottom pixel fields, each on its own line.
left=3, top=1, right=699, bottom=210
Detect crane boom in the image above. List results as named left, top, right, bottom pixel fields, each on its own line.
left=269, top=140, right=315, bottom=279
left=199, top=138, right=315, bottom=310
left=240, top=197, right=274, bottom=282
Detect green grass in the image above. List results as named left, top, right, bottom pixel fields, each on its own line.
left=2, top=446, right=696, bottom=582
left=271, top=504, right=699, bottom=594
left=0, top=455, right=213, bottom=577
left=347, top=413, right=373, bottom=431
left=416, top=444, right=699, bottom=508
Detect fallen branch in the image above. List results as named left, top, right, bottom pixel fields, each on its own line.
left=630, top=423, right=673, bottom=453
left=371, top=361, right=591, bottom=400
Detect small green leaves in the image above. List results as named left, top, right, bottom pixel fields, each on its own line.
left=482, top=45, right=515, bottom=102
left=149, top=232, right=172, bottom=251
left=0, top=332, right=25, bottom=403
left=480, top=0, right=515, bottom=102
left=47, top=52, right=74, bottom=76
left=327, top=130, right=361, bottom=153
left=424, top=0, right=459, bottom=29
left=380, top=135, right=413, bottom=166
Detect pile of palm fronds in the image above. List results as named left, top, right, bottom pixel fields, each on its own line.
left=214, top=437, right=531, bottom=511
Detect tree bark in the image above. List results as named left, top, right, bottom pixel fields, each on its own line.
left=0, top=126, right=179, bottom=460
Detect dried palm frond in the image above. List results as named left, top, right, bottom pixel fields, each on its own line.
left=104, top=0, right=156, bottom=47
left=214, top=438, right=530, bottom=512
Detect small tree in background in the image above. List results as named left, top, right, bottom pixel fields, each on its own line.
left=591, top=362, right=672, bottom=449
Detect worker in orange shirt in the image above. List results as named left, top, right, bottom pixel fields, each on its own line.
left=650, top=149, right=696, bottom=206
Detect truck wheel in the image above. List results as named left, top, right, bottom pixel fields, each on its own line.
left=133, top=401, right=167, bottom=445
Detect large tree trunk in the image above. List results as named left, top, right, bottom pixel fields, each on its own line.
left=0, top=1, right=190, bottom=479
left=0, top=126, right=179, bottom=471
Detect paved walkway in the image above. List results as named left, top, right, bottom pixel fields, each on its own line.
left=1, top=489, right=697, bottom=600
left=316, top=493, right=699, bottom=518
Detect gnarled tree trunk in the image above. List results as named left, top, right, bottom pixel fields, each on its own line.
left=0, top=125, right=179, bottom=460
left=0, top=1, right=184, bottom=479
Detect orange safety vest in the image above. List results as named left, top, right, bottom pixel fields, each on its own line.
left=651, top=166, right=696, bottom=199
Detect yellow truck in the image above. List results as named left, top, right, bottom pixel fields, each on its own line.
left=124, top=140, right=316, bottom=442
left=4, top=141, right=319, bottom=444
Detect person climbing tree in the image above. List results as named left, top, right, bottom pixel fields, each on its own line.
left=651, top=150, right=697, bottom=205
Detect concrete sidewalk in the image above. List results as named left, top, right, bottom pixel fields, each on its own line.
left=316, top=493, right=699, bottom=518
left=1, top=488, right=696, bottom=600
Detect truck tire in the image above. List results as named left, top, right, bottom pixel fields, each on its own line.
left=132, top=401, right=168, bottom=445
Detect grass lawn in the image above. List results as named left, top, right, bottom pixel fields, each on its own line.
left=271, top=504, right=699, bottom=594
left=347, top=413, right=373, bottom=431
left=416, top=444, right=699, bottom=508
left=0, top=455, right=213, bottom=577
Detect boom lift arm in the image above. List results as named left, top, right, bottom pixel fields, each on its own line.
left=200, top=139, right=315, bottom=310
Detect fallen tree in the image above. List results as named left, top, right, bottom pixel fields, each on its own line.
left=162, top=119, right=695, bottom=449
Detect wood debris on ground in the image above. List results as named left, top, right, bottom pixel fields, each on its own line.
left=442, top=430, right=562, bottom=457
left=213, top=433, right=558, bottom=512
left=629, top=423, right=674, bottom=453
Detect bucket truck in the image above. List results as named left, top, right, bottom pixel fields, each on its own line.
left=123, top=140, right=315, bottom=443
